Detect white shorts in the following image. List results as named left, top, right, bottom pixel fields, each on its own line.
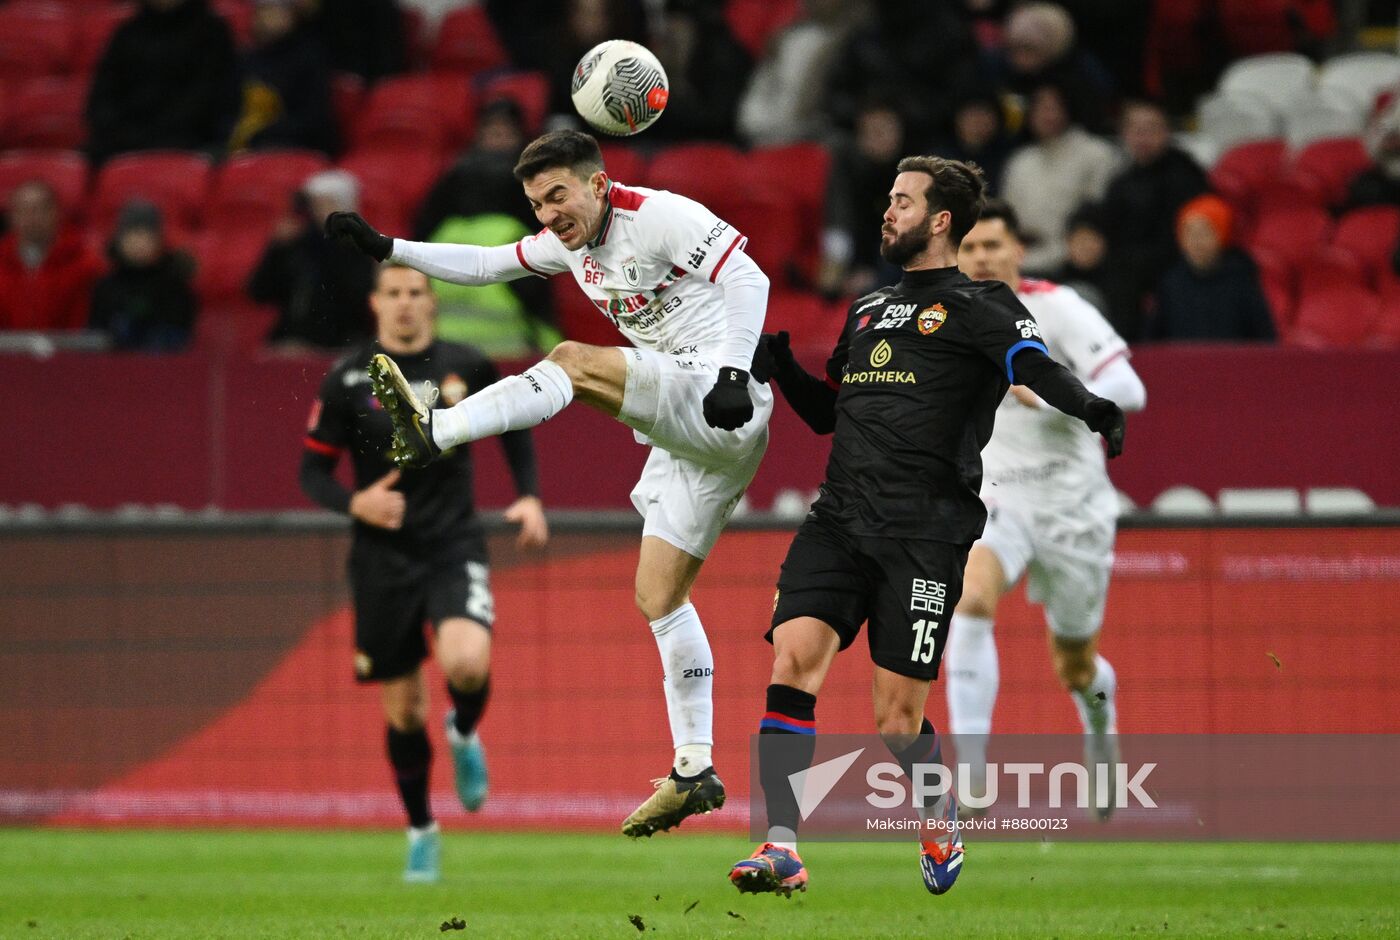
left=618, top=347, right=773, bottom=559
left=977, top=485, right=1117, bottom=640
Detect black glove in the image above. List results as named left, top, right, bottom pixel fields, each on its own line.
left=749, top=331, right=795, bottom=385
left=1085, top=398, right=1126, bottom=459
left=324, top=211, right=392, bottom=262
left=703, top=367, right=754, bottom=430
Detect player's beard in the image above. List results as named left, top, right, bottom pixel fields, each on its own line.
left=880, top=212, right=935, bottom=267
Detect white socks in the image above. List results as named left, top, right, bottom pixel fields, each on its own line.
left=431, top=359, right=574, bottom=450
left=945, top=613, right=998, bottom=770
left=1073, top=654, right=1118, bottom=736
left=649, top=603, right=714, bottom=776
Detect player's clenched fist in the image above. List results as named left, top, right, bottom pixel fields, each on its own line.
left=325, top=211, right=393, bottom=262
left=349, top=469, right=406, bottom=529
left=1084, top=399, right=1126, bottom=459
left=703, top=368, right=754, bottom=430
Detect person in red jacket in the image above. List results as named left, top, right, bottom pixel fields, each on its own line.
left=0, top=181, right=105, bottom=331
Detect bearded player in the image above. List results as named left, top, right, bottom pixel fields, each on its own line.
left=325, top=130, right=771, bottom=837
left=946, top=200, right=1146, bottom=818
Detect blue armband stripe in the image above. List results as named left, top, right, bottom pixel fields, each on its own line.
left=1005, top=340, right=1049, bottom=383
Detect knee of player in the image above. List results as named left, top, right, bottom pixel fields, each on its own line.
left=873, top=700, right=925, bottom=741
left=635, top=585, right=686, bottom=622
left=1052, top=646, right=1095, bottom=691
left=545, top=341, right=590, bottom=381
left=955, top=583, right=998, bottom=619
left=385, top=701, right=428, bottom=733
left=442, top=655, right=489, bottom=692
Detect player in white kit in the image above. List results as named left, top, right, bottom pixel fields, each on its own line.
left=945, top=200, right=1146, bottom=818
left=326, top=131, right=773, bottom=836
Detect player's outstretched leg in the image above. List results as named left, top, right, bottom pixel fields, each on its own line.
left=403, top=822, right=441, bottom=883
left=367, top=354, right=441, bottom=467
left=730, top=843, right=808, bottom=897
left=621, top=766, right=727, bottom=838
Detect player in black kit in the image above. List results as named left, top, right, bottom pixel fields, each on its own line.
left=301, top=263, right=548, bottom=883
left=730, top=156, right=1125, bottom=897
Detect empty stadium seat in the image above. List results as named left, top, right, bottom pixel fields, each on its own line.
left=647, top=144, right=747, bottom=209
left=1290, top=136, right=1370, bottom=208
left=2, top=76, right=87, bottom=149
left=725, top=0, right=802, bottom=58
left=1304, top=487, right=1376, bottom=515
left=353, top=74, right=475, bottom=154
left=91, top=151, right=213, bottom=233
left=1248, top=205, right=1331, bottom=268
left=750, top=143, right=830, bottom=277
left=1332, top=207, right=1400, bottom=280
left=72, top=3, right=131, bottom=74
left=0, top=149, right=88, bottom=219
left=1291, top=284, right=1381, bottom=348
left=1250, top=176, right=1324, bottom=216
left=329, top=72, right=365, bottom=145
left=1209, top=139, right=1286, bottom=212
left=1283, top=100, right=1364, bottom=148
left=1297, top=246, right=1366, bottom=296
left=338, top=149, right=443, bottom=218
left=207, top=150, right=330, bottom=232
left=550, top=275, right=616, bottom=346
left=1198, top=93, right=1280, bottom=151
left=1249, top=246, right=1294, bottom=328
left=1217, top=487, right=1302, bottom=515
left=1373, top=293, right=1400, bottom=349
left=598, top=144, right=648, bottom=187
left=1318, top=52, right=1400, bottom=113
left=0, top=3, right=75, bottom=80
left=1218, top=53, right=1315, bottom=114
left=481, top=71, right=551, bottom=136
left=431, top=5, right=509, bottom=75
left=1151, top=486, right=1215, bottom=516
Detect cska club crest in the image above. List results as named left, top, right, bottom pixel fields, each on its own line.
left=621, top=256, right=641, bottom=287
left=918, top=303, right=947, bottom=335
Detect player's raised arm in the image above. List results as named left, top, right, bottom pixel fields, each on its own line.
left=326, top=211, right=545, bottom=286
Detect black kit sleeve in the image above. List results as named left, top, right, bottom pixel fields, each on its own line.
left=299, top=366, right=354, bottom=513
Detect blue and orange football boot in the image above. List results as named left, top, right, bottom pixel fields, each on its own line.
left=919, top=792, right=966, bottom=895
left=730, top=843, right=809, bottom=897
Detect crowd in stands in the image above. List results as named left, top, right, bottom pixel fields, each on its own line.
left=0, top=0, right=1398, bottom=356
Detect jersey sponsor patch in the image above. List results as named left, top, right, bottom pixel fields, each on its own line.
left=917, top=304, right=947, bottom=334
left=870, top=339, right=893, bottom=368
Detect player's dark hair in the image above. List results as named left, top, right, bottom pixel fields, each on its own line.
left=975, top=198, right=1023, bottom=241
left=373, top=261, right=432, bottom=291
left=512, top=129, right=605, bottom=182
left=894, top=155, right=987, bottom=246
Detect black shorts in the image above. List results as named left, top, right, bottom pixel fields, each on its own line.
left=768, top=517, right=970, bottom=680
left=348, top=537, right=493, bottom=683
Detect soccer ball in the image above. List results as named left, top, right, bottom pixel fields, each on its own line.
left=571, top=40, right=669, bottom=136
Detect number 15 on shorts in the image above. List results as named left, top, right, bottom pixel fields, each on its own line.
left=911, top=619, right=940, bottom=663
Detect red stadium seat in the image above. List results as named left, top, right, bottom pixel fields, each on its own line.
left=725, top=0, right=802, bottom=58
left=647, top=144, right=748, bottom=212
left=1249, top=246, right=1294, bottom=328
left=91, top=150, right=213, bottom=234
left=750, top=143, right=830, bottom=278
left=338, top=149, right=444, bottom=219
left=190, top=228, right=268, bottom=305
left=354, top=74, right=475, bottom=154
left=0, top=3, right=75, bottom=80
left=1297, top=245, right=1367, bottom=296
left=481, top=71, right=551, bottom=136
left=598, top=144, right=648, bottom=187
left=431, top=6, right=510, bottom=76
left=72, top=3, right=132, bottom=75
left=192, top=301, right=278, bottom=354
left=1332, top=206, right=1400, bottom=280
left=357, top=188, right=407, bottom=241
left=1247, top=205, right=1331, bottom=268
left=211, top=0, right=252, bottom=47
left=1290, top=137, right=1370, bottom=208
left=724, top=191, right=802, bottom=284
left=1250, top=176, right=1324, bottom=216
left=208, top=150, right=331, bottom=233
left=329, top=72, right=365, bottom=146
left=764, top=291, right=843, bottom=356
left=1373, top=293, right=1400, bottom=349
left=1210, top=139, right=1286, bottom=213
left=1290, top=285, right=1381, bottom=348
left=0, top=149, right=88, bottom=220
left=2, top=76, right=87, bottom=149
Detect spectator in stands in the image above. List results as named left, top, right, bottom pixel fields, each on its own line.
left=1001, top=81, right=1117, bottom=275
left=1345, top=94, right=1400, bottom=211
left=1099, top=99, right=1208, bottom=341
left=0, top=182, right=104, bottom=332
left=928, top=92, right=1014, bottom=194
left=1149, top=195, right=1275, bottom=343
left=302, top=0, right=406, bottom=83
left=822, top=0, right=975, bottom=145
left=229, top=0, right=339, bottom=156
left=976, top=1, right=1114, bottom=134
left=88, top=201, right=198, bottom=352
left=735, top=0, right=867, bottom=147
left=249, top=170, right=373, bottom=349
left=1051, top=204, right=1111, bottom=315
left=85, top=0, right=241, bottom=165
left=646, top=0, right=752, bottom=142
left=819, top=100, right=905, bottom=297
left=411, top=99, right=560, bottom=358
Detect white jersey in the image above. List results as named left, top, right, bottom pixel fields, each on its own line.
left=515, top=182, right=749, bottom=362
left=981, top=278, right=1128, bottom=506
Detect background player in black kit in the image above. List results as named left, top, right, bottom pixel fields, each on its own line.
left=730, top=156, right=1125, bottom=898
left=301, top=263, right=547, bottom=883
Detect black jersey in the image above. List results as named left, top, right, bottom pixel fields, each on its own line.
left=812, top=265, right=1048, bottom=544
left=304, top=340, right=537, bottom=548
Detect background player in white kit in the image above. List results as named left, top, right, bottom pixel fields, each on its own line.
left=325, top=130, right=773, bottom=837
left=946, top=200, right=1146, bottom=817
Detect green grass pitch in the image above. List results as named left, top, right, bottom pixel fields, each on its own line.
left=2, top=829, right=1397, bottom=939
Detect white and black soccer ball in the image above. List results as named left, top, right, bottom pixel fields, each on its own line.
left=570, top=40, right=669, bottom=136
